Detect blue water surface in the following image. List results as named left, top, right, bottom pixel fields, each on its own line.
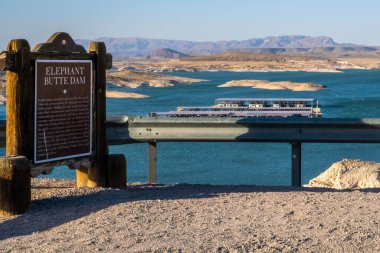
left=4, top=70, right=380, bottom=186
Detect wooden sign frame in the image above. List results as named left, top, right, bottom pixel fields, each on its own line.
left=0, top=32, right=127, bottom=216
left=0, top=32, right=113, bottom=187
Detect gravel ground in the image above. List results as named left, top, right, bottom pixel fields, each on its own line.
left=0, top=178, right=380, bottom=253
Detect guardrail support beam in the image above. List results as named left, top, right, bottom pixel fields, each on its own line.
left=291, top=142, right=302, bottom=187
left=148, top=142, right=157, bottom=184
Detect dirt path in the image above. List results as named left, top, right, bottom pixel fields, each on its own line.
left=0, top=179, right=379, bottom=252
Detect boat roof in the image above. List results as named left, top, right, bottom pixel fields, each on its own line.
left=177, top=106, right=313, bottom=110
left=215, top=98, right=316, bottom=102
left=153, top=110, right=313, bottom=117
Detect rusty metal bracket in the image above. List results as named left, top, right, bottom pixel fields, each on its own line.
left=0, top=51, right=17, bottom=71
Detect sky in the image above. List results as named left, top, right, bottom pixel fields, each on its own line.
left=1, top=0, right=380, bottom=49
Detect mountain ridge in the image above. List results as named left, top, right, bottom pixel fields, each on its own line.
left=75, top=35, right=372, bottom=59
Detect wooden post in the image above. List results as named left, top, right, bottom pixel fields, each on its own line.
left=87, top=42, right=108, bottom=187
left=6, top=40, right=33, bottom=157
left=107, top=154, right=126, bottom=189
left=1, top=39, right=33, bottom=215
left=291, top=142, right=302, bottom=187
left=0, top=156, right=31, bottom=216
left=148, top=142, right=157, bottom=184
left=76, top=167, right=88, bottom=187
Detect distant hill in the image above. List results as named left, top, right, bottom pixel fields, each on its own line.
left=146, top=48, right=190, bottom=59
left=75, top=35, right=376, bottom=59
left=238, top=46, right=380, bottom=58
left=184, top=51, right=325, bottom=61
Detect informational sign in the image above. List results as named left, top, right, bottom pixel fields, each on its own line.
left=34, top=60, right=92, bottom=163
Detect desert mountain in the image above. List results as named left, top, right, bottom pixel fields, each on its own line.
left=146, top=48, right=190, bottom=59
left=76, top=35, right=374, bottom=59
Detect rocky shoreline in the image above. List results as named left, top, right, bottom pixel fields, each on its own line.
left=107, top=70, right=207, bottom=88
left=112, top=57, right=374, bottom=74
left=219, top=79, right=326, bottom=91
left=106, top=90, right=148, bottom=99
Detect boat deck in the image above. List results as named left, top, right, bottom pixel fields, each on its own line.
left=152, top=110, right=314, bottom=117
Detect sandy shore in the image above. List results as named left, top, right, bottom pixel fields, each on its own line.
left=106, top=91, right=149, bottom=99
left=107, top=70, right=207, bottom=88
left=219, top=79, right=326, bottom=91
left=0, top=179, right=379, bottom=252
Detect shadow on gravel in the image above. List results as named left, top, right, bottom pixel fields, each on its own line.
left=0, top=183, right=379, bottom=241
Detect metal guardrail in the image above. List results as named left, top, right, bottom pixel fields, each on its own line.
left=105, top=115, right=380, bottom=186
left=2, top=116, right=380, bottom=186
left=106, top=116, right=380, bottom=144
left=11, top=112, right=380, bottom=147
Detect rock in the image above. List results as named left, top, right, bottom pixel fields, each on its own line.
left=305, top=159, right=380, bottom=189
left=119, top=66, right=136, bottom=71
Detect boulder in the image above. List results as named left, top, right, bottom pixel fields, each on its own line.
left=305, top=159, right=380, bottom=189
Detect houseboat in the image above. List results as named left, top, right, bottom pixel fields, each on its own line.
left=149, top=98, right=322, bottom=118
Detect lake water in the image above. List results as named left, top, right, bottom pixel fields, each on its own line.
left=3, top=70, right=380, bottom=185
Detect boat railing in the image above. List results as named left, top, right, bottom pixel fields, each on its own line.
left=177, top=106, right=315, bottom=111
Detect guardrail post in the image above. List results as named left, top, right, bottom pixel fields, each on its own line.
left=148, top=142, right=157, bottom=184
left=291, top=142, right=302, bottom=187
